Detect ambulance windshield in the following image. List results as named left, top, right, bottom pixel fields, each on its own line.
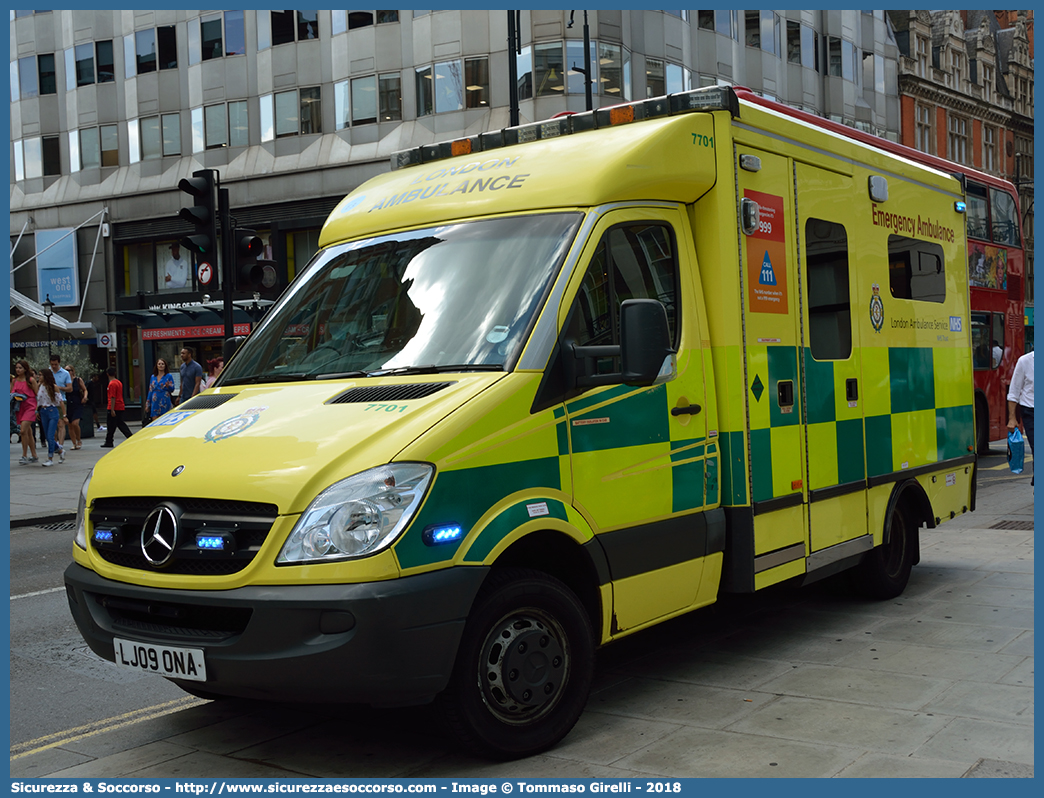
left=222, top=213, right=581, bottom=383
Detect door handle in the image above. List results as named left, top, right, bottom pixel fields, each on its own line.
left=671, top=404, right=702, bottom=416
left=846, top=378, right=858, bottom=402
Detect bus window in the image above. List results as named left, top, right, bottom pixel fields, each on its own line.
left=966, top=184, right=989, bottom=241
left=971, top=312, right=990, bottom=370
left=991, top=311, right=1006, bottom=368
left=990, top=188, right=1021, bottom=246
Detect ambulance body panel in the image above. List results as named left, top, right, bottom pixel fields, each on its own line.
left=65, top=87, right=976, bottom=759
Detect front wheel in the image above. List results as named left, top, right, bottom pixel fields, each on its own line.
left=439, top=568, right=595, bottom=760
left=851, top=504, right=915, bottom=599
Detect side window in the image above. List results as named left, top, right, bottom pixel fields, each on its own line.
left=888, top=234, right=945, bottom=303
left=971, top=311, right=990, bottom=370
left=805, top=218, right=851, bottom=361
left=573, top=223, right=678, bottom=349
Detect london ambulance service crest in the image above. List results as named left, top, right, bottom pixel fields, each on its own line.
left=204, top=406, right=268, bottom=443
left=869, top=283, right=884, bottom=333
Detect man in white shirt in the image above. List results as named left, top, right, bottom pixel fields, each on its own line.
left=1007, top=349, right=1034, bottom=485
left=165, top=242, right=189, bottom=289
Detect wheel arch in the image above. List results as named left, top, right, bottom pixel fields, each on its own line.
left=885, top=478, right=931, bottom=566
left=482, top=529, right=605, bottom=642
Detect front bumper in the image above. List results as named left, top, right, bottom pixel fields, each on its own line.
left=64, top=562, right=489, bottom=706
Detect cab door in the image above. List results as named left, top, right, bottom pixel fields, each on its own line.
left=794, top=162, right=870, bottom=557
left=561, top=206, right=712, bottom=633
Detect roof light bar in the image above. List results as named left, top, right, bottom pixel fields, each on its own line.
left=389, top=86, right=738, bottom=171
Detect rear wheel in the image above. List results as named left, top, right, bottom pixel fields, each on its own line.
left=852, top=504, right=915, bottom=599
left=439, top=568, right=595, bottom=760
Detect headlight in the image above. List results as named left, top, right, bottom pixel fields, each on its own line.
left=75, top=469, right=92, bottom=550
left=278, top=463, right=434, bottom=564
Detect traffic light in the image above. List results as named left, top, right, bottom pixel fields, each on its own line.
left=178, top=169, right=219, bottom=271
left=233, top=228, right=278, bottom=293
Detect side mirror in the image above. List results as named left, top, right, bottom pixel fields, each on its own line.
left=223, top=335, right=246, bottom=362
left=571, top=299, right=676, bottom=389
left=619, top=299, right=676, bottom=386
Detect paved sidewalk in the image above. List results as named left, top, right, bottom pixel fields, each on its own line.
left=9, top=421, right=140, bottom=527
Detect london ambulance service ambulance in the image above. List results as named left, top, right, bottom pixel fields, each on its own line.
left=66, top=85, right=978, bottom=759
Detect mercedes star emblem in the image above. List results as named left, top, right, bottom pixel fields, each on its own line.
left=141, top=506, right=179, bottom=567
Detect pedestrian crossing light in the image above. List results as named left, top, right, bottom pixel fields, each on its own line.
left=178, top=169, right=219, bottom=271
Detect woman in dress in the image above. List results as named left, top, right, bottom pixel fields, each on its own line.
left=37, top=368, right=66, bottom=466
left=146, top=358, right=175, bottom=423
left=64, top=364, right=88, bottom=449
left=11, top=360, right=39, bottom=464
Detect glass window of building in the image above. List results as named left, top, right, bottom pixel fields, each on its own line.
left=162, top=113, right=181, bottom=155
left=465, top=57, right=489, bottom=108
left=915, top=35, right=929, bottom=78
left=516, top=46, right=532, bottom=101
left=761, top=10, right=777, bottom=55
left=300, top=86, right=321, bottom=134
left=100, top=124, right=118, bottom=167
left=434, top=60, right=464, bottom=113
left=841, top=39, right=854, bottom=81
left=157, top=25, right=177, bottom=69
left=665, top=62, right=685, bottom=94
left=416, top=66, right=433, bottom=116
left=38, top=53, right=56, bottom=95
left=948, top=115, right=967, bottom=164
left=646, top=57, right=664, bottom=98
left=827, top=36, right=842, bottom=77
left=715, top=10, right=732, bottom=38
left=377, top=10, right=398, bottom=24
left=23, top=138, right=43, bottom=179
left=201, top=13, right=223, bottom=61
left=697, top=10, right=714, bottom=30
left=140, top=116, right=161, bottom=160
left=862, top=51, right=874, bottom=90
left=983, top=126, right=996, bottom=173
left=335, top=79, right=350, bottom=128
left=565, top=40, right=595, bottom=96
left=534, top=42, right=564, bottom=95
left=80, top=127, right=100, bottom=169
left=229, top=101, right=248, bottom=147
left=982, top=63, right=993, bottom=103
left=18, top=56, right=38, bottom=98
left=351, top=75, right=378, bottom=124
left=786, top=21, right=800, bottom=64
left=379, top=74, right=401, bottom=121
left=96, top=40, right=115, bottom=82
left=75, top=43, right=95, bottom=87
left=744, top=11, right=760, bottom=48
left=275, top=89, right=298, bottom=135
left=271, top=10, right=296, bottom=46
left=205, top=103, right=228, bottom=148
left=800, top=24, right=816, bottom=70
left=225, top=11, right=245, bottom=55
left=42, top=135, right=60, bottom=176
left=915, top=104, right=933, bottom=154
left=298, top=11, right=319, bottom=40
left=136, top=29, right=157, bottom=74
left=349, top=11, right=374, bottom=29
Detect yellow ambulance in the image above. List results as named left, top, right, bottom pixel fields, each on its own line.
left=65, top=86, right=976, bottom=759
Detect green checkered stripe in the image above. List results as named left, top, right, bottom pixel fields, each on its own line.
left=732, top=345, right=974, bottom=505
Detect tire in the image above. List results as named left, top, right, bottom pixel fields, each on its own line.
left=975, top=397, right=991, bottom=455
left=851, top=504, right=915, bottom=600
left=439, top=568, right=595, bottom=760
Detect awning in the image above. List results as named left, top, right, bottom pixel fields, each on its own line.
left=106, top=299, right=274, bottom=339
left=10, top=287, right=73, bottom=335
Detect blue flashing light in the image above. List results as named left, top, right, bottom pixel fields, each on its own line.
left=93, top=529, right=114, bottom=543
left=196, top=534, right=227, bottom=551
left=954, top=201, right=967, bottom=213
left=423, top=524, right=464, bottom=546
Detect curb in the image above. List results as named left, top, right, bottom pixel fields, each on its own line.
left=10, top=513, right=77, bottom=529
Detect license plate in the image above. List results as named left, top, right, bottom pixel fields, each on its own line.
left=113, top=637, right=207, bottom=682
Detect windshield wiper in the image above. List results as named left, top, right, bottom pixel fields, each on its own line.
left=367, top=364, right=505, bottom=377
left=314, top=371, right=369, bottom=380
left=222, top=373, right=310, bottom=386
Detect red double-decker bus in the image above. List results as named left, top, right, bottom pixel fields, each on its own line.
left=733, top=88, right=1026, bottom=454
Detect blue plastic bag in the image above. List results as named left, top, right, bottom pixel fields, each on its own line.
left=1007, top=428, right=1025, bottom=474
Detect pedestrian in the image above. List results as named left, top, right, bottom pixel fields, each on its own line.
left=65, top=363, right=88, bottom=449
left=36, top=368, right=66, bottom=466
left=202, top=356, right=224, bottom=390
left=100, top=367, right=133, bottom=447
left=49, top=354, right=72, bottom=450
left=1007, top=349, right=1034, bottom=486
left=11, top=360, right=39, bottom=464
left=177, top=347, right=203, bottom=405
left=144, top=358, right=175, bottom=424
left=88, top=372, right=107, bottom=433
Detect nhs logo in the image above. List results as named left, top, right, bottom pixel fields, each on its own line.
left=949, top=316, right=963, bottom=332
